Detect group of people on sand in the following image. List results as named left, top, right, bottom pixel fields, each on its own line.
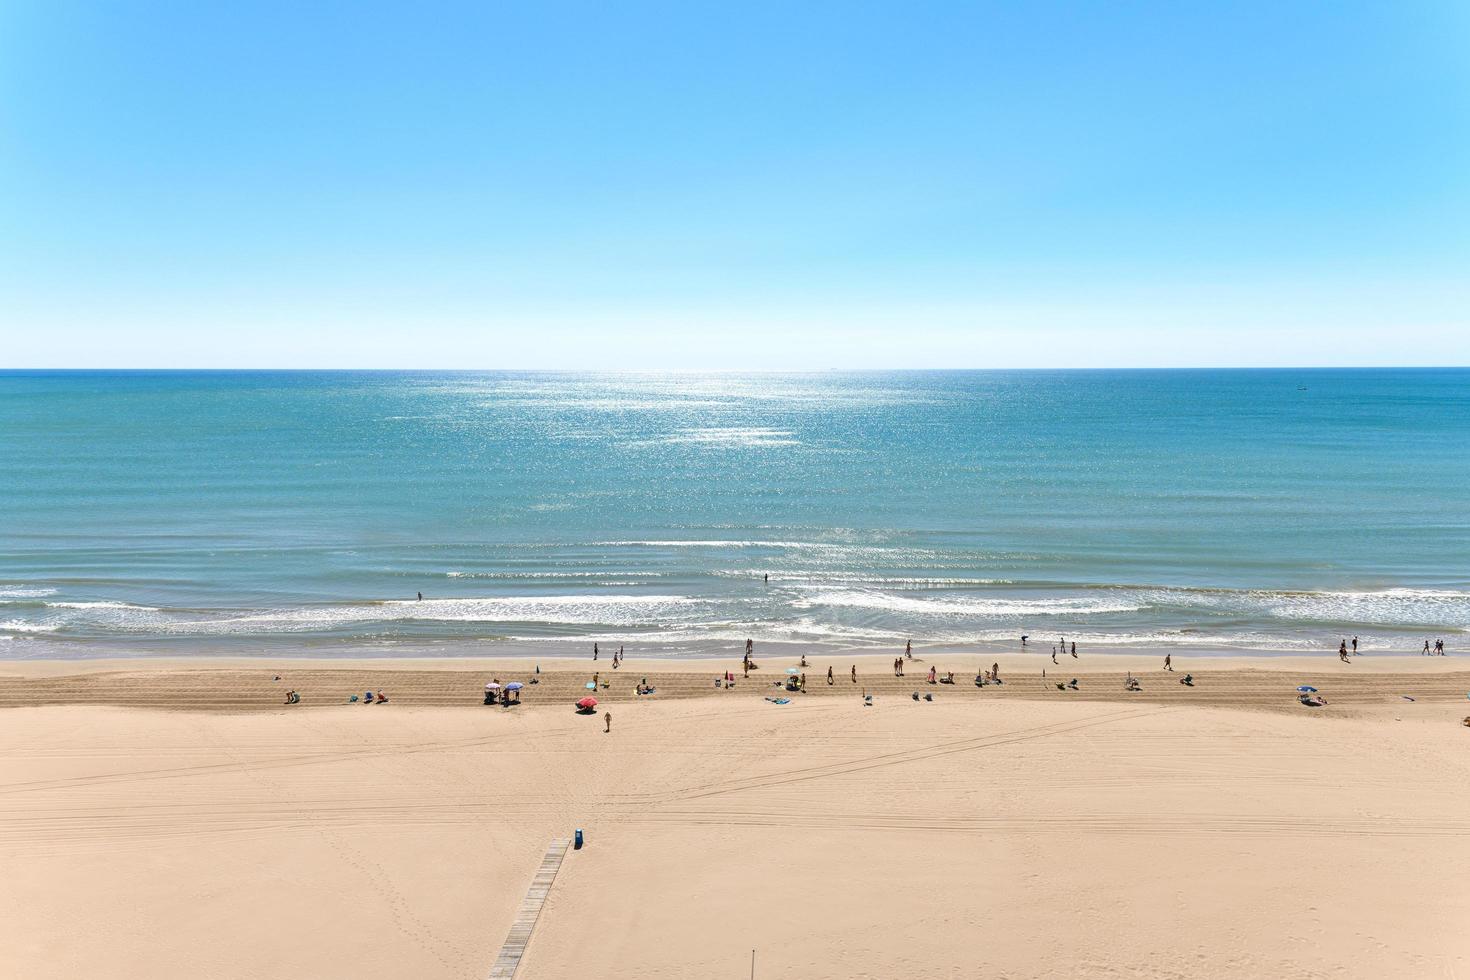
left=278, top=682, right=386, bottom=705
left=819, top=664, right=858, bottom=684
left=1423, top=638, right=1448, bottom=655
left=593, top=643, right=626, bottom=667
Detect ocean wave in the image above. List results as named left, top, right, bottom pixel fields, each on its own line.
left=48, top=601, right=159, bottom=611
left=799, top=589, right=1145, bottom=617
left=191, top=595, right=703, bottom=633
left=0, top=619, right=58, bottom=633
left=0, top=587, right=57, bottom=598
left=712, top=570, right=1014, bottom=587
left=1256, top=588, right=1470, bottom=626
left=1138, top=586, right=1470, bottom=628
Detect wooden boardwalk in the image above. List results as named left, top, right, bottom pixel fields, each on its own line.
left=488, top=838, right=572, bottom=979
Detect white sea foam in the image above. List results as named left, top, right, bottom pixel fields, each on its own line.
left=1138, top=586, right=1470, bottom=628
left=0, top=619, right=58, bottom=633
left=1258, top=588, right=1470, bottom=627
left=199, top=595, right=703, bottom=633
left=48, top=601, right=159, bottom=611
left=713, top=570, right=1013, bottom=587
left=0, top=587, right=57, bottom=599
left=800, top=590, right=1145, bottom=618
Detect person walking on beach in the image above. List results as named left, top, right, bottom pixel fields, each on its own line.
left=991, top=662, right=999, bottom=683
left=1351, top=636, right=1358, bottom=654
left=604, top=711, right=611, bottom=734
left=593, top=643, right=599, bottom=661
left=1164, top=653, right=1172, bottom=671
left=1424, top=639, right=1431, bottom=655
left=927, top=665, right=937, bottom=684
left=850, top=664, right=857, bottom=683
left=1051, top=648, right=1058, bottom=665
left=1339, top=641, right=1350, bottom=663
left=905, top=640, right=912, bottom=660
left=827, top=666, right=834, bottom=685
left=1071, top=642, right=1077, bottom=658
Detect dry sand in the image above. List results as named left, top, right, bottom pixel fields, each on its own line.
left=2, top=657, right=1469, bottom=979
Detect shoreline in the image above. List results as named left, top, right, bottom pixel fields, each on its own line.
left=2, top=646, right=1465, bottom=679
left=0, top=635, right=1462, bottom=673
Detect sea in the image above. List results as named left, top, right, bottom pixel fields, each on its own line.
left=2, top=369, right=1467, bottom=660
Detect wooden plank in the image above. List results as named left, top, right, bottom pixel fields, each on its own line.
left=488, top=838, right=571, bottom=979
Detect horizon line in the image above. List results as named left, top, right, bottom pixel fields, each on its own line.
left=2, top=365, right=1467, bottom=374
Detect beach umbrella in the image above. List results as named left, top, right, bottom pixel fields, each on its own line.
left=585, top=681, right=597, bottom=690
left=485, top=682, right=501, bottom=691
left=505, top=682, right=523, bottom=691
left=1296, top=686, right=1317, bottom=693
left=577, top=696, right=598, bottom=710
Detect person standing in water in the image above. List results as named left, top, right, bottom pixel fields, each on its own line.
left=417, top=591, right=423, bottom=601
left=593, top=643, right=599, bottom=661
left=1351, top=636, right=1358, bottom=654
left=905, top=640, right=912, bottom=660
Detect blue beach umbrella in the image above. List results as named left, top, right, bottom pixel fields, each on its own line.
left=505, top=682, right=523, bottom=691
left=1296, top=686, right=1317, bottom=693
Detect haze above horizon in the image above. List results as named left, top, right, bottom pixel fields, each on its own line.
left=2, top=2, right=1467, bottom=369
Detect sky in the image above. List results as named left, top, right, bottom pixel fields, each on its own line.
left=1, top=1, right=1467, bottom=369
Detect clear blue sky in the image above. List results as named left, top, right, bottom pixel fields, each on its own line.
left=2, top=1, right=1466, bottom=368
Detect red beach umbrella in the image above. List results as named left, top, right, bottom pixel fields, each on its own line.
left=576, top=697, right=598, bottom=710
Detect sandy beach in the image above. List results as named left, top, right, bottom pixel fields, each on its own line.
left=2, top=654, right=1469, bottom=979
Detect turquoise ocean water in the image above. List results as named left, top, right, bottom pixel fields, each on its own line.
left=1, top=369, right=1467, bottom=659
